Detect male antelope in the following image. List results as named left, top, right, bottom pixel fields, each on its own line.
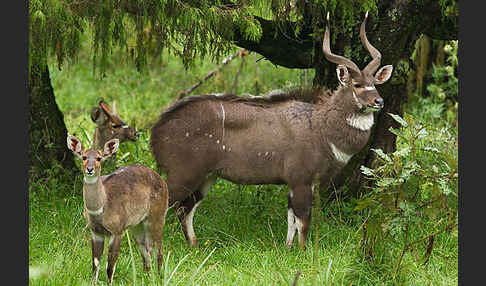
left=67, top=135, right=168, bottom=284
left=149, top=12, right=393, bottom=249
left=90, top=100, right=139, bottom=149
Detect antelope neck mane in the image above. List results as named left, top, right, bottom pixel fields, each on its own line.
left=157, top=87, right=332, bottom=126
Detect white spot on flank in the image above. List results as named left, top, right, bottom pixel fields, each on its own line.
left=329, top=142, right=353, bottom=164
left=265, top=151, right=269, bottom=156
left=216, top=140, right=220, bottom=144
left=186, top=132, right=190, bottom=137
left=258, top=152, right=261, bottom=156
left=209, top=134, right=213, bottom=138
left=346, top=112, right=374, bottom=131
left=222, top=145, right=226, bottom=150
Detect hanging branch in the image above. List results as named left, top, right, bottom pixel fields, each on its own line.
left=229, top=50, right=248, bottom=94
left=178, top=48, right=247, bottom=100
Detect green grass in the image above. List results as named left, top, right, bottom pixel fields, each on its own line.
left=29, top=49, right=457, bottom=285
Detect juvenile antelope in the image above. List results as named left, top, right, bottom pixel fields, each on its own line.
left=67, top=135, right=168, bottom=284
left=90, top=100, right=139, bottom=149
left=150, top=12, right=393, bottom=249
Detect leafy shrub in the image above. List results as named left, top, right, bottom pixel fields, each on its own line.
left=356, top=112, right=457, bottom=279
left=424, top=40, right=458, bottom=123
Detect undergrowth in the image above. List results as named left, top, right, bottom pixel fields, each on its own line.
left=29, top=40, right=458, bottom=285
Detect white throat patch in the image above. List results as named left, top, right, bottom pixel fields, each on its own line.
left=84, top=175, right=99, bottom=184
left=346, top=112, right=374, bottom=131
left=86, top=206, right=103, bottom=216
left=329, top=142, right=353, bottom=164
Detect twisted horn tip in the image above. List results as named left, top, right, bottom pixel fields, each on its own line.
left=365, top=10, right=369, bottom=18
left=326, top=12, right=330, bottom=21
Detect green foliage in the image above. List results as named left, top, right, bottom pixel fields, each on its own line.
left=425, top=40, right=458, bottom=123
left=356, top=112, right=457, bottom=281
left=29, top=41, right=458, bottom=284
left=438, top=0, right=458, bottom=18
left=30, top=0, right=382, bottom=74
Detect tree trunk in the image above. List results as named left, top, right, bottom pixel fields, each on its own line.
left=28, top=62, right=76, bottom=183
left=313, top=1, right=424, bottom=200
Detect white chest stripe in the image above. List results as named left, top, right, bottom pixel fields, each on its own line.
left=346, top=112, right=374, bottom=131
left=329, top=142, right=353, bottom=164
left=86, top=206, right=103, bottom=216
left=365, top=86, right=375, bottom=91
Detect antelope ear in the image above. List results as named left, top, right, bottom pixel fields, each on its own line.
left=99, top=101, right=114, bottom=117
left=336, top=65, right=350, bottom=86
left=90, top=106, right=106, bottom=125
left=374, top=65, right=393, bottom=85
left=102, top=139, right=119, bottom=159
left=67, top=134, right=84, bottom=158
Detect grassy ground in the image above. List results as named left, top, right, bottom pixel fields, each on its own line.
left=29, top=48, right=457, bottom=285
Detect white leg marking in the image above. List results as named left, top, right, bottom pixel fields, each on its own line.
left=184, top=202, right=201, bottom=244
left=93, top=257, right=100, bottom=283
left=286, top=208, right=297, bottom=246
left=295, top=216, right=305, bottom=245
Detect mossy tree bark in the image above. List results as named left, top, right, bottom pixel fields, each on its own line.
left=28, top=62, right=76, bottom=183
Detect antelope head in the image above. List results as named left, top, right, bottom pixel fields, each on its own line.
left=90, top=100, right=139, bottom=146
left=323, top=12, right=393, bottom=113
left=67, top=134, right=119, bottom=182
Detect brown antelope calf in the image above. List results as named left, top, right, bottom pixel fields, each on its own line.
left=67, top=135, right=168, bottom=284
left=90, top=100, right=139, bottom=149
left=150, top=12, right=393, bottom=250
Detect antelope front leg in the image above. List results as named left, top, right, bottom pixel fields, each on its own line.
left=107, top=234, right=122, bottom=284
left=287, top=184, right=313, bottom=250
left=286, top=192, right=297, bottom=248
left=177, top=191, right=204, bottom=247
left=90, top=232, right=105, bottom=285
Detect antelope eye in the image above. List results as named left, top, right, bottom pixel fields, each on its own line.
left=353, top=84, right=362, bottom=88
left=96, top=157, right=102, bottom=162
left=82, top=156, right=87, bottom=160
